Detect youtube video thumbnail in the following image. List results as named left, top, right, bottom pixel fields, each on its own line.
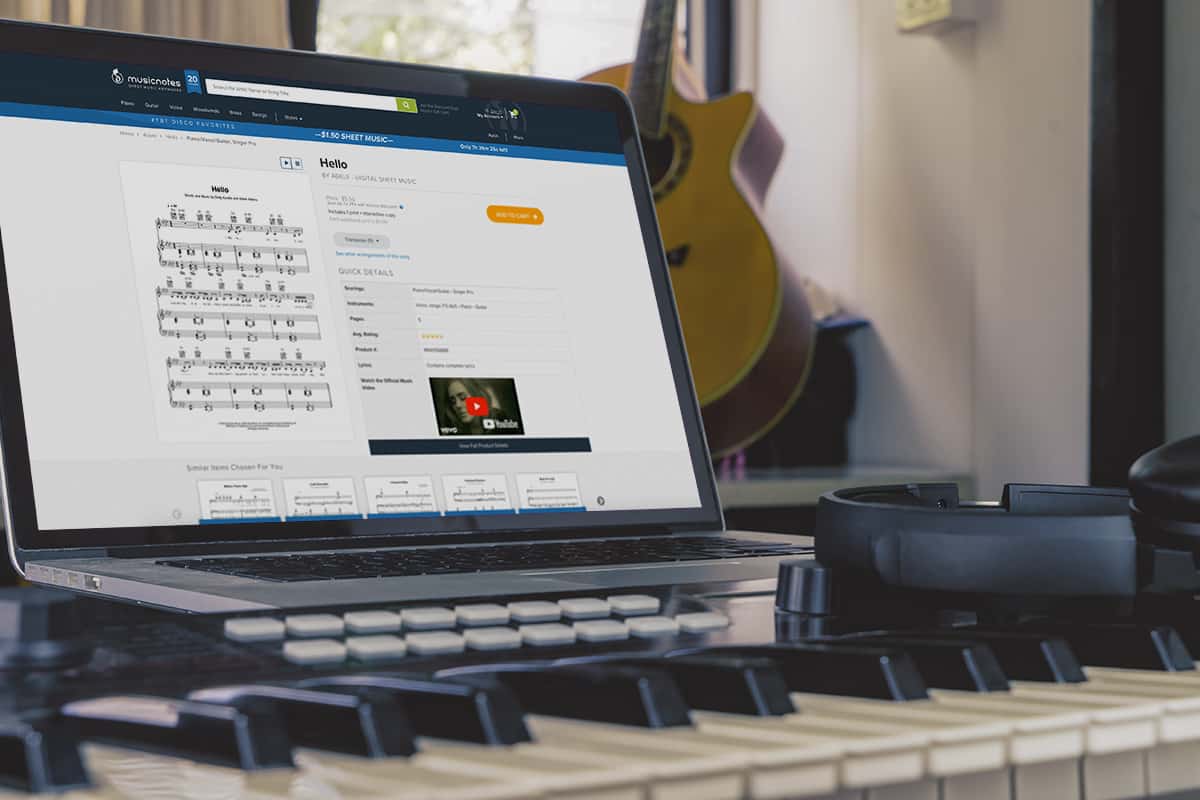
left=430, top=377, right=525, bottom=436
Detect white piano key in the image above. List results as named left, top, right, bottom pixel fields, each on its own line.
left=415, top=740, right=646, bottom=800
left=345, top=634, right=407, bottom=662
left=402, top=606, right=457, bottom=630
left=558, top=597, right=611, bottom=620
left=343, top=609, right=402, bottom=634
left=606, top=594, right=661, bottom=616
left=295, top=748, right=540, bottom=799
left=791, top=692, right=1083, bottom=799
left=282, top=638, right=347, bottom=665
left=222, top=617, right=284, bottom=643
left=456, top=604, right=511, bottom=627
left=284, top=613, right=345, bottom=638
left=507, top=600, right=562, bottom=623
left=864, top=780, right=937, bottom=800
left=525, top=716, right=767, bottom=799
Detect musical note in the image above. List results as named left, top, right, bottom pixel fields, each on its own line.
left=167, top=379, right=333, bottom=411
left=157, top=308, right=321, bottom=342
left=156, top=239, right=310, bottom=275
left=155, top=287, right=314, bottom=310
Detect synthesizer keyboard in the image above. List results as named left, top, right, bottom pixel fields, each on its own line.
left=0, top=574, right=1199, bottom=799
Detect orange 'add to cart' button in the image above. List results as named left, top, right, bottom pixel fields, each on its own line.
left=487, top=205, right=544, bottom=225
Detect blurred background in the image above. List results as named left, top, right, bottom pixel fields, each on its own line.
left=0, top=0, right=1175, bottom=534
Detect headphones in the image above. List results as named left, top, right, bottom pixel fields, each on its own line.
left=815, top=483, right=1138, bottom=597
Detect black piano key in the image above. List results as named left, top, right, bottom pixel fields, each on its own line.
left=189, top=685, right=415, bottom=758
left=975, top=622, right=1195, bottom=672
left=825, top=637, right=1009, bottom=692
left=558, top=654, right=795, bottom=717
left=59, top=695, right=293, bottom=770
left=447, top=663, right=693, bottom=728
left=301, top=674, right=530, bottom=746
left=0, top=718, right=89, bottom=793
left=857, top=629, right=1086, bottom=683
left=673, top=643, right=929, bottom=701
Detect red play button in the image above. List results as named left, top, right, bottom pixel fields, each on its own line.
left=465, top=396, right=489, bottom=417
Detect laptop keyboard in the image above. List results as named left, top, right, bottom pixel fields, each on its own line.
left=156, top=536, right=811, bottom=582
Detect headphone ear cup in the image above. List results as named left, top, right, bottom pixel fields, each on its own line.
left=1130, top=435, right=1200, bottom=525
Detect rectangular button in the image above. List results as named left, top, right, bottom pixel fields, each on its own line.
left=283, top=639, right=347, bottom=666
left=405, top=631, right=465, bottom=655
left=464, top=628, right=523, bottom=651
left=455, top=604, right=511, bottom=627
left=285, top=614, right=345, bottom=638
left=573, top=620, right=629, bottom=643
left=519, top=623, right=576, bottom=647
left=558, top=598, right=611, bottom=619
left=607, top=594, right=661, bottom=616
left=224, top=617, right=284, bottom=642
left=346, top=635, right=407, bottom=662
left=402, top=607, right=457, bottom=630
left=507, top=600, right=561, bottom=623
left=343, top=610, right=402, bottom=634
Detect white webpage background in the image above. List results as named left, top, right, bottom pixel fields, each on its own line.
left=0, top=116, right=701, bottom=530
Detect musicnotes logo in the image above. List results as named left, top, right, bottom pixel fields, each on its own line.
left=110, top=68, right=124, bottom=85
left=184, top=70, right=202, bottom=94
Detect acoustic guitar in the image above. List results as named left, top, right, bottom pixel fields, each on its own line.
left=582, top=0, right=816, bottom=458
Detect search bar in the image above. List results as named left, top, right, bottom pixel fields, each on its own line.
left=204, top=79, right=417, bottom=113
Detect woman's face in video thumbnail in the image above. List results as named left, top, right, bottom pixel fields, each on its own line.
left=448, top=380, right=475, bottom=424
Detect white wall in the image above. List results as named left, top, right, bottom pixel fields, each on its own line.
left=756, top=0, right=1091, bottom=496
left=1165, top=0, right=1200, bottom=441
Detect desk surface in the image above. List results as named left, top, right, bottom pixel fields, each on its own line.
left=717, top=466, right=974, bottom=509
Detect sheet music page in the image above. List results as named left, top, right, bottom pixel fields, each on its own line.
left=119, top=162, right=353, bottom=442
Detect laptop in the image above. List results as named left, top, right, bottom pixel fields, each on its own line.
left=0, top=21, right=809, bottom=613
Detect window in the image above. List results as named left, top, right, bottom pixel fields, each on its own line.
left=317, top=0, right=685, bottom=81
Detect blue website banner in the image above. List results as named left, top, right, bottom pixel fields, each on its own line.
left=0, top=101, right=626, bottom=166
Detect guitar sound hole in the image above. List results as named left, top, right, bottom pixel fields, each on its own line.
left=642, top=135, right=676, bottom=188
left=640, top=116, right=693, bottom=200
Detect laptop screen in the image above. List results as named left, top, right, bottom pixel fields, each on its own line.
left=0, top=45, right=707, bottom=535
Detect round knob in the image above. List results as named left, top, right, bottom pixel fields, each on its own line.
left=0, top=588, right=91, bottom=670
left=775, top=559, right=834, bottom=615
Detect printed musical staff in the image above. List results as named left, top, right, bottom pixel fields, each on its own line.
left=157, top=239, right=310, bottom=275
left=364, top=476, right=439, bottom=516
left=284, top=478, right=360, bottom=518
left=123, top=164, right=353, bottom=440
left=156, top=216, right=303, bottom=237
left=157, top=308, right=321, bottom=342
left=441, top=474, right=513, bottom=513
left=197, top=479, right=279, bottom=521
left=155, top=287, right=314, bottom=310
left=168, top=379, right=332, bottom=411
left=165, top=357, right=326, bottom=376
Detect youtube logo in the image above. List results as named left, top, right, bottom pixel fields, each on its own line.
left=465, top=396, right=489, bottom=417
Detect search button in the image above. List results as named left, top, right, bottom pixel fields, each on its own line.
left=487, top=205, right=544, bottom=225
left=395, top=97, right=418, bottom=113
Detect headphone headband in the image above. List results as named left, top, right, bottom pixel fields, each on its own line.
left=814, top=483, right=1137, bottom=597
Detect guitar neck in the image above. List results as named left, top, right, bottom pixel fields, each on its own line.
left=628, top=0, right=678, bottom=139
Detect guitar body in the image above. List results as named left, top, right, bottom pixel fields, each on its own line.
left=583, top=62, right=815, bottom=456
